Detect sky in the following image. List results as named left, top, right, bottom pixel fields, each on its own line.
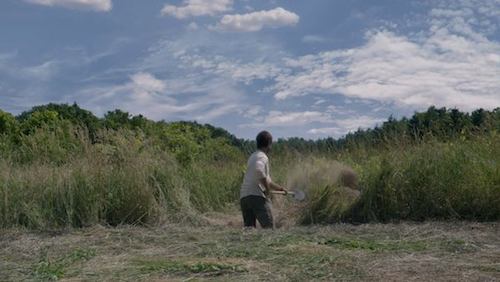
left=0, top=0, right=499, bottom=139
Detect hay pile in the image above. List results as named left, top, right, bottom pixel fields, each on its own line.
left=285, top=158, right=362, bottom=224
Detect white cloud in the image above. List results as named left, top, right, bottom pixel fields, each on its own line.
left=18, top=0, right=493, bottom=139
left=152, top=48, right=283, bottom=84
left=273, top=30, right=500, bottom=110
left=187, top=22, right=199, bottom=30
left=431, top=0, right=500, bottom=36
left=241, top=111, right=383, bottom=137
left=22, top=60, right=60, bottom=81
left=309, top=116, right=385, bottom=137
left=243, top=105, right=262, bottom=118
left=215, top=7, right=299, bottom=32
left=0, top=49, right=121, bottom=114
left=161, top=0, right=232, bottom=19
left=76, top=72, right=174, bottom=119
left=243, top=111, right=333, bottom=128
left=334, top=115, right=385, bottom=132
left=171, top=0, right=498, bottom=113
left=129, top=72, right=166, bottom=99
left=266, top=1, right=500, bottom=111
left=307, top=127, right=344, bottom=136
left=24, top=0, right=112, bottom=11
left=133, top=0, right=499, bottom=137
left=302, top=35, right=327, bottom=44
left=210, top=60, right=282, bottom=84
left=76, top=72, right=245, bottom=122
left=195, top=104, right=239, bottom=121
left=313, top=99, right=327, bottom=105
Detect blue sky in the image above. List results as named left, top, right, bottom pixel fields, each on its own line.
left=1, top=0, right=499, bottom=139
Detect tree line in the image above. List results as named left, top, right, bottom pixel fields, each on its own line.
left=271, top=106, right=500, bottom=154
left=1, top=103, right=499, bottom=157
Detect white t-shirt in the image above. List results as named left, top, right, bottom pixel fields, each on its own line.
left=240, top=150, right=271, bottom=199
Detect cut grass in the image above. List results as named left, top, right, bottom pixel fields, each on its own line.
left=321, top=237, right=430, bottom=252
left=34, top=248, right=96, bottom=280
left=320, top=237, right=476, bottom=253
left=1, top=222, right=498, bottom=281
left=474, top=264, right=500, bottom=273
left=136, top=259, right=247, bottom=276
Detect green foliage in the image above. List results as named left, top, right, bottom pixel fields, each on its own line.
left=156, top=121, right=243, bottom=166
left=104, top=109, right=132, bottom=130
left=0, top=110, right=19, bottom=153
left=160, top=122, right=211, bottom=165
left=0, top=110, right=18, bottom=135
left=18, top=103, right=100, bottom=138
left=20, top=110, right=61, bottom=134
left=0, top=104, right=499, bottom=229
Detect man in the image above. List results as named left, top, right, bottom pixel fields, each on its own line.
left=240, top=131, right=288, bottom=229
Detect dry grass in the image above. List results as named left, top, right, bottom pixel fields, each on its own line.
left=1, top=218, right=499, bottom=281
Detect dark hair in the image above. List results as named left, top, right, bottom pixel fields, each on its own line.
left=256, top=131, right=272, bottom=149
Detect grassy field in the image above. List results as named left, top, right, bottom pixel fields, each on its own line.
left=1, top=107, right=499, bottom=281
left=1, top=129, right=498, bottom=229
left=1, top=215, right=499, bottom=281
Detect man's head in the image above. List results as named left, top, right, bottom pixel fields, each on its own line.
left=256, top=130, right=273, bottom=153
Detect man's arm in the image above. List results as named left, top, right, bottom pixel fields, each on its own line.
left=255, top=157, right=287, bottom=193
left=259, top=177, right=287, bottom=193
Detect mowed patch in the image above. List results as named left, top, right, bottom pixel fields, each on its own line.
left=134, top=258, right=248, bottom=280
left=0, top=222, right=498, bottom=281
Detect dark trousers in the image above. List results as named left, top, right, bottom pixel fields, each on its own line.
left=240, top=195, right=273, bottom=229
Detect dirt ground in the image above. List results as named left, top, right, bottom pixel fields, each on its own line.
left=1, top=218, right=499, bottom=281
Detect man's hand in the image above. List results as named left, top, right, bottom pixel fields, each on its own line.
left=273, top=183, right=288, bottom=193
left=281, top=186, right=288, bottom=193
left=260, top=178, right=288, bottom=194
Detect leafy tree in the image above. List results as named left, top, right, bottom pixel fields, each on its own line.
left=18, top=103, right=98, bottom=127
left=104, top=109, right=131, bottom=130
left=471, top=108, right=486, bottom=127
left=493, top=108, right=500, bottom=130
left=17, top=103, right=101, bottom=140
left=130, top=114, right=150, bottom=129
left=2, top=104, right=499, bottom=159
left=20, top=110, right=61, bottom=135
left=0, top=110, right=18, bottom=135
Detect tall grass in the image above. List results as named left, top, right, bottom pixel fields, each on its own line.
left=0, top=127, right=244, bottom=228
left=287, top=133, right=500, bottom=224
left=1, top=125, right=498, bottom=229
left=355, top=133, right=500, bottom=222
